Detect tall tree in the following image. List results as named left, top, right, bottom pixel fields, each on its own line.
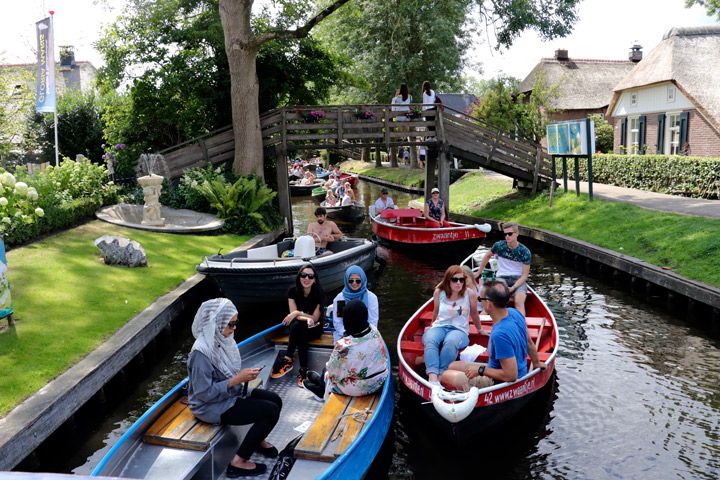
left=218, top=0, right=351, bottom=178
left=0, top=63, right=35, bottom=164
left=316, top=0, right=580, bottom=103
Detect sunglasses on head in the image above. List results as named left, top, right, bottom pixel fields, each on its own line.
left=299, top=272, right=315, bottom=279
left=450, top=276, right=466, bottom=283
left=348, top=278, right=362, bottom=285
left=504, top=231, right=515, bottom=237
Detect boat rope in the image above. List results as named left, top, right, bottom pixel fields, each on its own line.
left=330, top=407, right=373, bottom=442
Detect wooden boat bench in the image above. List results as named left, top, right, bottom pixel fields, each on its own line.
left=143, top=395, right=224, bottom=451
left=271, top=331, right=335, bottom=348
left=294, top=392, right=379, bottom=462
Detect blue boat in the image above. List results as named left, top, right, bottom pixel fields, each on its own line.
left=91, top=324, right=394, bottom=480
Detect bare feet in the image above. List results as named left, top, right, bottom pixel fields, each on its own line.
left=428, top=373, right=439, bottom=383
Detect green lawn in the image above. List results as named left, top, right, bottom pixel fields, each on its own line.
left=0, top=221, right=247, bottom=416
left=341, top=160, right=426, bottom=188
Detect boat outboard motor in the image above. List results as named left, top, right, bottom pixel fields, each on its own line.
left=294, top=235, right=316, bottom=259
left=431, top=384, right=480, bottom=423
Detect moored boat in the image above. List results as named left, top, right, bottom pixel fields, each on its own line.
left=290, top=180, right=325, bottom=196
left=371, top=208, right=491, bottom=248
left=91, top=324, right=394, bottom=480
left=312, top=186, right=327, bottom=203
left=196, top=236, right=377, bottom=303
left=397, top=251, right=558, bottom=439
left=320, top=201, right=365, bottom=222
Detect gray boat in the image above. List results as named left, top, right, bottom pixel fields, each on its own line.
left=196, top=237, right=377, bottom=303
left=91, top=324, right=394, bottom=480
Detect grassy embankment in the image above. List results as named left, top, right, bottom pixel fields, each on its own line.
left=346, top=165, right=720, bottom=288
left=0, top=221, right=247, bottom=416
left=341, top=160, right=425, bottom=188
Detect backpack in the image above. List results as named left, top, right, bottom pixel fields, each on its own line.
left=268, top=434, right=304, bottom=480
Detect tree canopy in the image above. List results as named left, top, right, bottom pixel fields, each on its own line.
left=685, top=0, right=720, bottom=18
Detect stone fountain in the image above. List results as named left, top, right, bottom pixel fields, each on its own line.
left=96, top=154, right=224, bottom=233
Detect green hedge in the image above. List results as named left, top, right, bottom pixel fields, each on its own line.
left=555, top=154, right=720, bottom=199
left=4, top=197, right=101, bottom=247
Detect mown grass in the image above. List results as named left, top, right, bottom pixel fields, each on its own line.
left=338, top=164, right=720, bottom=288
left=341, top=160, right=426, bottom=188
left=0, top=221, right=247, bottom=416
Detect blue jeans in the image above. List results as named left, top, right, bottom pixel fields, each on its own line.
left=422, top=325, right=469, bottom=375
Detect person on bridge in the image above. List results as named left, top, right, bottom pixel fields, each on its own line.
left=422, top=265, right=482, bottom=384
left=440, top=280, right=543, bottom=391
left=374, top=188, right=396, bottom=214
left=473, top=222, right=531, bottom=315
left=187, top=298, right=281, bottom=478
left=424, top=187, right=450, bottom=227
left=307, top=207, right=343, bottom=255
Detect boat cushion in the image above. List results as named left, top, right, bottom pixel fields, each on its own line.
left=380, top=207, right=422, bottom=219
left=246, top=244, right=279, bottom=260
left=294, top=392, right=379, bottom=462
left=143, top=395, right=223, bottom=451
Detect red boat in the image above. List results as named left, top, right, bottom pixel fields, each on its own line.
left=338, top=172, right=359, bottom=187
left=397, top=253, right=558, bottom=438
left=371, top=208, right=491, bottom=247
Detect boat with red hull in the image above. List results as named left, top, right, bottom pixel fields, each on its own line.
left=371, top=208, right=491, bottom=248
left=397, top=257, right=558, bottom=440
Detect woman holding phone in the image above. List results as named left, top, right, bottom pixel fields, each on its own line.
left=271, top=264, right=326, bottom=387
left=187, top=298, right=281, bottom=478
left=331, top=265, right=379, bottom=342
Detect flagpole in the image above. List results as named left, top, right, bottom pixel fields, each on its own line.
left=49, top=10, right=59, bottom=166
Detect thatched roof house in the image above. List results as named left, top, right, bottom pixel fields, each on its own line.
left=519, top=50, right=637, bottom=123
left=608, top=26, right=720, bottom=156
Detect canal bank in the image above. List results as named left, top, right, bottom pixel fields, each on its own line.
left=0, top=229, right=283, bottom=471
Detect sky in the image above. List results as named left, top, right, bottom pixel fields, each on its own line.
left=0, top=0, right=717, bottom=81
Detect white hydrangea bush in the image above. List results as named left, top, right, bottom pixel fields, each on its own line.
left=0, top=170, right=43, bottom=232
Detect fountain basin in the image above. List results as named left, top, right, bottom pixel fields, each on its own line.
left=96, top=204, right=224, bottom=233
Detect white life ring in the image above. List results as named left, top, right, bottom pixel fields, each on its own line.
left=430, top=384, right=479, bottom=423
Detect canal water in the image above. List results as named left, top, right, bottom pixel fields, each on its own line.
left=62, top=180, right=718, bottom=479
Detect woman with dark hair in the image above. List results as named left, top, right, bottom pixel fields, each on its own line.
left=422, top=265, right=482, bottom=384
left=422, top=80, right=441, bottom=132
left=187, top=299, right=281, bottom=477
left=391, top=83, right=412, bottom=121
left=303, top=299, right=389, bottom=401
left=271, top=264, right=325, bottom=387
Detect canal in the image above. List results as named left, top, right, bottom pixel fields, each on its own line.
left=57, top=180, right=719, bottom=479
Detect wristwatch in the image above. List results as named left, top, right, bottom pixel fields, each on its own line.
left=477, top=365, right=485, bottom=377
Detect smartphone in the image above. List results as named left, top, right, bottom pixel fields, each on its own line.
left=336, top=300, right=346, bottom=317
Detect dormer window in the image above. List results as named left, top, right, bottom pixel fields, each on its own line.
left=667, top=86, right=676, bottom=103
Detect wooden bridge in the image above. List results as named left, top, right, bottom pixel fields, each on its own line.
left=154, top=104, right=552, bottom=233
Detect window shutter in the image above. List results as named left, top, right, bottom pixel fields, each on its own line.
left=620, top=117, right=627, bottom=150
left=639, top=115, right=647, bottom=154
left=656, top=114, right=665, bottom=154
left=679, top=111, right=690, bottom=153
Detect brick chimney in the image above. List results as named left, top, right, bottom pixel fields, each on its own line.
left=554, top=49, right=569, bottom=61
left=629, top=44, right=643, bottom=63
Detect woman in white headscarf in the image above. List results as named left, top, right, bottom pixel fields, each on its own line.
left=187, top=298, right=282, bottom=478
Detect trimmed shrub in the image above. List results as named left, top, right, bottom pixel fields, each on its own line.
left=556, top=154, right=720, bottom=199
left=5, top=197, right=100, bottom=247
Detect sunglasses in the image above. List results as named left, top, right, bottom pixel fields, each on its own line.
left=450, top=276, right=466, bottom=283
left=348, top=278, right=362, bottom=285
left=299, top=272, right=315, bottom=279
left=504, top=231, right=515, bottom=237
left=227, top=321, right=238, bottom=328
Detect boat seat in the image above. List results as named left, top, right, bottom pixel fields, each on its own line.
left=271, top=331, right=335, bottom=348
left=246, top=244, right=279, bottom=260
left=143, top=395, right=223, bottom=451
left=295, top=392, right=379, bottom=462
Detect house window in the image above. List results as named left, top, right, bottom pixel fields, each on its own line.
left=666, top=112, right=681, bottom=155
left=628, top=116, right=640, bottom=154
left=667, top=86, right=676, bottom=103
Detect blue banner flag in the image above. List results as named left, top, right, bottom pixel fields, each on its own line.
left=35, top=17, right=56, bottom=113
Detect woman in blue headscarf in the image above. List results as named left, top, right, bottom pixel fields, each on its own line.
left=331, top=265, right=379, bottom=342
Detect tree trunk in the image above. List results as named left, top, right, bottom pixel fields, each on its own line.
left=219, top=0, right=264, bottom=179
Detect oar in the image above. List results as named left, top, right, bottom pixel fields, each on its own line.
left=534, top=317, right=546, bottom=350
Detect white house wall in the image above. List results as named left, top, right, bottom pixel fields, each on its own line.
left=612, top=82, right=694, bottom=117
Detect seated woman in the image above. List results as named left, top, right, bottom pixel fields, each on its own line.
left=271, top=264, right=325, bottom=387
left=325, top=188, right=338, bottom=207
left=422, top=265, right=482, bottom=384
left=303, top=300, right=389, bottom=400
left=187, top=298, right=281, bottom=478
left=331, top=265, right=379, bottom=342
left=300, top=171, right=316, bottom=186
left=344, top=182, right=355, bottom=202
left=424, top=188, right=450, bottom=228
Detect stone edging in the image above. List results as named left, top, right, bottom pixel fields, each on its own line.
left=451, top=212, right=720, bottom=311
left=355, top=174, right=424, bottom=194
left=0, top=228, right=283, bottom=470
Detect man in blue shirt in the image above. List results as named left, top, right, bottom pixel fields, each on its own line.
left=440, top=280, right=544, bottom=390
